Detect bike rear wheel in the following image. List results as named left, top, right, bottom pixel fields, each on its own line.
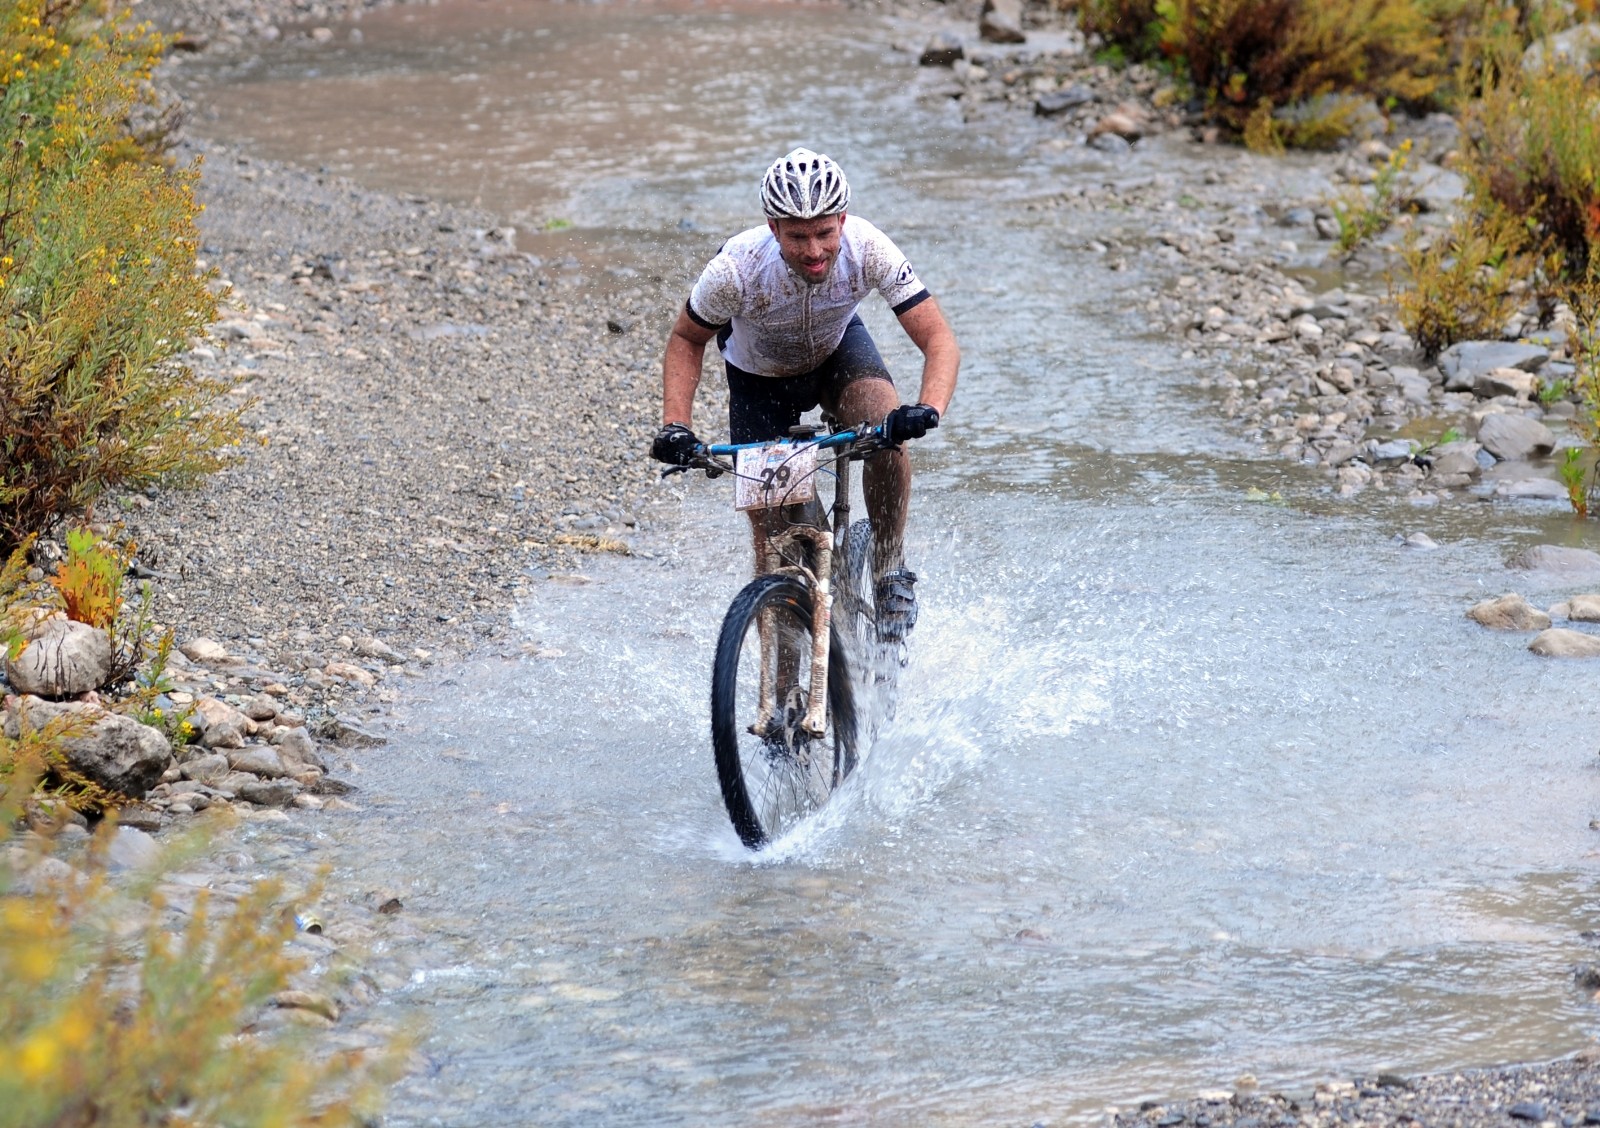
left=711, top=573, right=858, bottom=849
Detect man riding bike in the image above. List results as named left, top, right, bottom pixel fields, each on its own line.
left=652, top=147, right=960, bottom=641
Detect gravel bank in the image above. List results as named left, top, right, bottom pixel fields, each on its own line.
left=1112, top=1052, right=1600, bottom=1128
left=124, top=138, right=674, bottom=686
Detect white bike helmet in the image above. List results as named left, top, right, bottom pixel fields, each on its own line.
left=760, top=147, right=851, bottom=220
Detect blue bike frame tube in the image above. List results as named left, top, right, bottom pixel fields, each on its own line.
left=706, top=430, right=861, bottom=458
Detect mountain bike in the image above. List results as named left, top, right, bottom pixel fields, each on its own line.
left=669, top=419, right=897, bottom=849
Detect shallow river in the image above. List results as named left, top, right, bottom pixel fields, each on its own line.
left=185, top=3, right=1600, bottom=1123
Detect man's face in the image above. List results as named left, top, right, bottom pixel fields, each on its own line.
left=768, top=213, right=846, bottom=286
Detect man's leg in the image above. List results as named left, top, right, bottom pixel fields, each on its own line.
left=821, top=318, right=919, bottom=641
left=831, top=375, right=908, bottom=579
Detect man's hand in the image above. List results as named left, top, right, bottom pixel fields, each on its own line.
left=651, top=423, right=701, bottom=466
left=883, top=403, right=940, bottom=444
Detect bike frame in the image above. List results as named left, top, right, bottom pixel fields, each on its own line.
left=705, top=427, right=871, bottom=740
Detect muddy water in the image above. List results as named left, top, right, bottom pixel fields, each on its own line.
left=185, top=3, right=1600, bottom=1123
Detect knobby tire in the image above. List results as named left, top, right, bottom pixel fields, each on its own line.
left=711, top=573, right=858, bottom=849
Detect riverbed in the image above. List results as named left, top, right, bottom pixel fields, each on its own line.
left=177, top=2, right=1600, bottom=1123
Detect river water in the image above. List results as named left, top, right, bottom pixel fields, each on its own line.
left=182, top=3, right=1600, bottom=1123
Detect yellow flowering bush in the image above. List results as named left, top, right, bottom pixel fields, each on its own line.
left=0, top=760, right=405, bottom=1127
left=0, top=0, right=247, bottom=552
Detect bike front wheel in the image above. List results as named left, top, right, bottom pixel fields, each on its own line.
left=711, top=573, right=858, bottom=849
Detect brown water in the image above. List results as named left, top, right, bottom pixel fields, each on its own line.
left=185, top=3, right=1600, bottom=1124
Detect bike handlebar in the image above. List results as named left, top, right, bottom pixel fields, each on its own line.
left=661, top=422, right=897, bottom=479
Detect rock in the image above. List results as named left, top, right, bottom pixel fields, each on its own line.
left=1369, top=439, right=1417, bottom=466
left=194, top=697, right=251, bottom=750
left=229, top=746, right=289, bottom=779
left=1413, top=168, right=1466, bottom=214
left=1402, top=532, right=1439, bottom=550
left=272, top=989, right=340, bottom=1022
left=117, top=805, right=163, bottom=832
left=978, top=0, right=1025, bottom=43
left=1508, top=545, right=1600, bottom=578
left=1530, top=628, right=1600, bottom=657
left=325, top=661, right=378, bottom=687
left=1090, top=111, right=1144, bottom=142
left=271, top=726, right=326, bottom=772
left=3, top=696, right=171, bottom=797
left=4, top=617, right=114, bottom=697
left=1428, top=440, right=1482, bottom=478
left=1322, top=440, right=1360, bottom=467
left=179, top=752, right=231, bottom=783
left=352, top=636, right=405, bottom=664
left=238, top=778, right=300, bottom=807
left=178, top=637, right=230, bottom=665
left=1523, top=22, right=1600, bottom=73
left=1509, top=1101, right=1548, bottom=1122
left=1035, top=84, right=1095, bottom=117
left=1467, top=594, right=1552, bottom=631
left=1477, top=414, right=1556, bottom=460
left=1496, top=477, right=1568, bottom=501
left=106, top=826, right=161, bottom=871
left=324, top=717, right=387, bottom=748
left=1474, top=366, right=1537, bottom=398
left=1088, top=132, right=1131, bottom=154
left=972, top=0, right=1024, bottom=43
left=243, top=693, right=280, bottom=722
left=1394, top=368, right=1432, bottom=405
left=1439, top=341, right=1550, bottom=391
left=1568, top=594, right=1600, bottom=621
left=919, top=31, right=963, bottom=66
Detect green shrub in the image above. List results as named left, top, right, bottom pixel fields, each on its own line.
left=0, top=0, right=247, bottom=554
left=1081, top=0, right=1164, bottom=58
left=1080, top=0, right=1519, bottom=144
left=1392, top=206, right=1550, bottom=354
left=1164, top=0, right=1446, bottom=138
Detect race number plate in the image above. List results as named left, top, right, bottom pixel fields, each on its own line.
left=734, top=443, right=817, bottom=511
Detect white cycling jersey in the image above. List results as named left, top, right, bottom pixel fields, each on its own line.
left=686, top=215, right=930, bottom=378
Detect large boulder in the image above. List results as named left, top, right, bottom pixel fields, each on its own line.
left=1466, top=593, right=1552, bottom=632
left=1439, top=341, right=1549, bottom=392
left=3, top=696, right=172, bottom=798
left=4, top=617, right=113, bottom=697
left=979, top=0, right=1026, bottom=43
left=1508, top=544, right=1600, bottom=579
left=1477, top=414, right=1555, bottom=461
left=1530, top=628, right=1600, bottom=658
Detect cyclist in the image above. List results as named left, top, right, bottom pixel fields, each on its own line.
left=651, top=147, right=960, bottom=641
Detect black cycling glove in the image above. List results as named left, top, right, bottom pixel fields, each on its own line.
left=883, top=403, right=940, bottom=444
left=651, top=423, right=701, bottom=466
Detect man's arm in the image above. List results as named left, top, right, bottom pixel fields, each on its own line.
left=896, top=296, right=959, bottom=417
left=662, top=305, right=720, bottom=427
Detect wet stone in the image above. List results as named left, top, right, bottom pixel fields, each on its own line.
left=1439, top=341, right=1550, bottom=391
left=1035, top=84, right=1095, bottom=116
left=238, top=778, right=300, bottom=807
left=919, top=31, right=963, bottom=66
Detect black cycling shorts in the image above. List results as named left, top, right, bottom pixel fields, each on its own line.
left=724, top=314, right=894, bottom=444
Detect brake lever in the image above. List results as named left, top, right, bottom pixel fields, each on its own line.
left=660, top=465, right=689, bottom=479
